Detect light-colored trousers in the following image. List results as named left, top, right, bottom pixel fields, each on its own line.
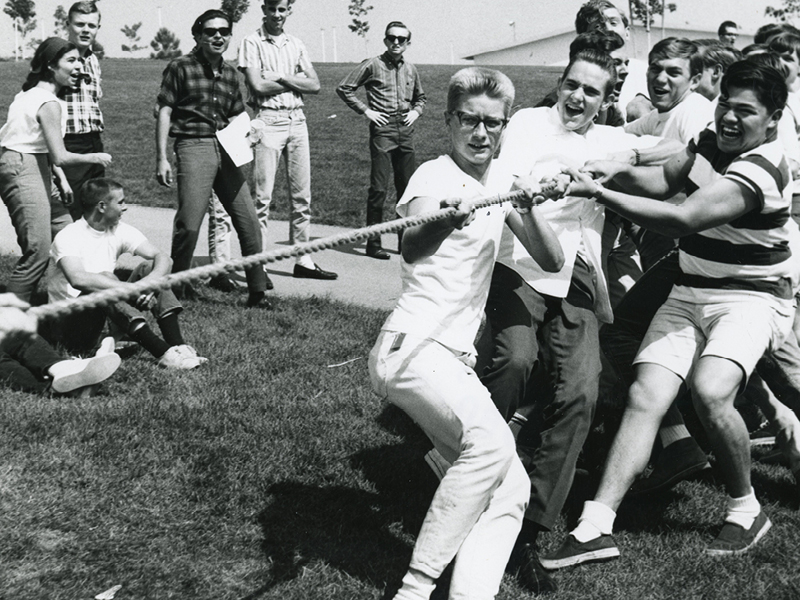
left=369, top=330, right=529, bottom=600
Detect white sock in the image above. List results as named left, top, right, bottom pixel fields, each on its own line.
left=572, top=501, right=616, bottom=543
left=659, top=424, right=690, bottom=448
left=509, top=412, right=527, bottom=439
left=725, top=488, right=760, bottom=529
left=296, top=254, right=315, bottom=269
left=393, top=570, right=436, bottom=600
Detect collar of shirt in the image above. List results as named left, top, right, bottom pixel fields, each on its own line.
left=259, top=25, right=288, bottom=47
left=380, top=51, right=405, bottom=68
left=190, top=46, right=224, bottom=76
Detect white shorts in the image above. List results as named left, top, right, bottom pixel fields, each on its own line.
left=634, top=291, right=794, bottom=382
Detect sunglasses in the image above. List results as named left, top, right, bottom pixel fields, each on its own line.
left=203, top=27, right=232, bottom=37
left=385, top=35, right=409, bottom=44
left=449, top=111, right=508, bottom=133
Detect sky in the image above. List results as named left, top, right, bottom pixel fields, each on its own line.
left=0, top=0, right=788, bottom=63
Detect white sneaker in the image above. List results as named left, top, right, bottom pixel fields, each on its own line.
left=95, top=336, right=117, bottom=357
left=157, top=346, right=203, bottom=370
left=49, top=354, right=122, bottom=394
left=174, top=344, right=208, bottom=365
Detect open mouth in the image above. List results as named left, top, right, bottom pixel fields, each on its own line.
left=211, top=41, right=225, bottom=50
left=564, top=102, right=583, bottom=118
left=468, top=142, right=490, bottom=152
left=719, top=125, right=741, bottom=140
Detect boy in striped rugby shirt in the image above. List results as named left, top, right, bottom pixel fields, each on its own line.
left=542, top=61, right=793, bottom=564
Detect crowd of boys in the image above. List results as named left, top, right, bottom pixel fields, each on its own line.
left=3, top=1, right=800, bottom=599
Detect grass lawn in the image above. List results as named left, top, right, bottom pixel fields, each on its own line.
left=1, top=60, right=799, bottom=599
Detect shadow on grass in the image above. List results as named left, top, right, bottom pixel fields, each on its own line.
left=252, top=405, right=437, bottom=598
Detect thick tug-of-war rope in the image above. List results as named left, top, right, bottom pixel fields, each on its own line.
left=29, top=181, right=568, bottom=321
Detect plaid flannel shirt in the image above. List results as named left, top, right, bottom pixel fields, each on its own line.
left=157, top=47, right=246, bottom=138
left=62, top=49, right=103, bottom=134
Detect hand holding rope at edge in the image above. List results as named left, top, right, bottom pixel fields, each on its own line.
left=27, top=177, right=573, bottom=322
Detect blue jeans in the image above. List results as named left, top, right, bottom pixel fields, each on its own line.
left=253, top=109, right=311, bottom=250
left=367, top=115, right=416, bottom=248
left=171, top=137, right=267, bottom=293
left=480, top=259, right=600, bottom=530
left=0, top=150, right=72, bottom=301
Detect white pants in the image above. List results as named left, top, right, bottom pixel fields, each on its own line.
left=369, top=331, right=529, bottom=600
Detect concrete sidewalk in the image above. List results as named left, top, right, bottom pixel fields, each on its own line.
left=0, top=204, right=402, bottom=312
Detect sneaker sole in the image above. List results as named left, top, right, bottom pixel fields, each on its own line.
left=540, top=547, right=620, bottom=570
left=704, top=518, right=772, bottom=556
left=750, top=436, right=777, bottom=447
left=52, top=354, right=121, bottom=393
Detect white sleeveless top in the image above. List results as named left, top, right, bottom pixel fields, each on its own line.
left=0, top=87, right=67, bottom=154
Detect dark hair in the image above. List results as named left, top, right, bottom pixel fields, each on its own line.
left=648, top=37, right=703, bottom=77
left=742, top=43, right=769, bottom=57
left=720, top=60, right=788, bottom=114
left=264, top=0, right=295, bottom=6
left=754, top=23, right=797, bottom=45
left=717, top=20, right=737, bottom=36
left=80, top=178, right=124, bottom=214
left=744, top=51, right=790, bottom=81
left=570, top=30, right=624, bottom=60
left=22, top=37, right=77, bottom=92
left=575, top=1, right=628, bottom=34
left=192, top=9, right=232, bottom=37
left=693, top=39, right=742, bottom=71
left=68, top=1, right=99, bottom=22
left=385, top=21, right=411, bottom=40
left=446, top=67, right=515, bottom=116
left=768, top=33, right=800, bottom=59
left=562, top=48, right=618, bottom=97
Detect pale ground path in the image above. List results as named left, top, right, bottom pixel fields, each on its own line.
left=0, top=205, right=402, bottom=312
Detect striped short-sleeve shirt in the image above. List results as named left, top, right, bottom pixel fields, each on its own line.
left=237, top=28, right=308, bottom=111
left=678, top=129, right=794, bottom=299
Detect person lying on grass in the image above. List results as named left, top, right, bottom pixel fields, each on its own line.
left=368, top=66, right=566, bottom=600
left=541, top=60, right=793, bottom=567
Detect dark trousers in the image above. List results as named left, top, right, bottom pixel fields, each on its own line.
left=479, top=259, right=600, bottom=530
left=171, top=137, right=267, bottom=293
left=0, top=333, right=62, bottom=393
left=62, top=132, right=105, bottom=220
left=366, top=116, right=416, bottom=248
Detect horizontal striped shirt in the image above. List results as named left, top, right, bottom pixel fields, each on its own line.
left=237, top=28, right=309, bottom=111
left=336, top=52, right=426, bottom=116
left=62, top=49, right=103, bottom=134
left=678, top=129, right=794, bottom=299
left=157, top=48, right=246, bottom=138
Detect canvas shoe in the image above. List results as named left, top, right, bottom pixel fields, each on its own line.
left=539, top=535, right=620, bottom=570
left=629, top=437, right=711, bottom=496
left=175, top=344, right=208, bottom=365
left=510, top=542, right=558, bottom=595
left=95, top=336, right=117, bottom=357
left=49, top=353, right=122, bottom=394
left=705, top=511, right=771, bottom=556
left=157, top=346, right=203, bottom=370
left=750, top=422, right=777, bottom=447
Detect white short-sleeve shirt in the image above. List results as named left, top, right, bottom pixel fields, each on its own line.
left=0, top=87, right=66, bottom=153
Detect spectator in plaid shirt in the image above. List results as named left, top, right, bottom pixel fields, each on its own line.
left=156, top=9, right=272, bottom=309
left=61, top=1, right=105, bottom=220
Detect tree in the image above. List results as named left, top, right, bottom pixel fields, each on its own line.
left=121, top=21, right=144, bottom=53
left=5, top=0, right=37, bottom=60
left=220, top=0, right=249, bottom=23
left=766, top=0, right=800, bottom=21
left=347, top=0, right=372, bottom=56
left=53, top=3, right=67, bottom=36
left=150, top=27, right=181, bottom=59
left=629, top=0, right=676, bottom=30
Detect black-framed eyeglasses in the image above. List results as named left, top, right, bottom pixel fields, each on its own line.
left=386, top=35, right=409, bottom=44
left=203, top=27, right=232, bottom=37
left=449, top=111, right=508, bottom=133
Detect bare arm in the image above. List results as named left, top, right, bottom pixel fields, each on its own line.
left=132, top=240, right=172, bottom=281
left=156, top=105, right=173, bottom=187
left=401, top=196, right=476, bottom=264
left=242, top=60, right=320, bottom=96
left=504, top=178, right=564, bottom=272
left=567, top=167, right=758, bottom=239
left=607, top=138, right=685, bottom=167
left=57, top=256, right=123, bottom=293
left=39, top=102, right=112, bottom=168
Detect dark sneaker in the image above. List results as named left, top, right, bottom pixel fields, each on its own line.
left=750, top=422, right=777, bottom=447
left=629, top=437, right=710, bottom=496
left=539, top=534, right=620, bottom=570
left=208, top=274, right=238, bottom=293
left=705, top=511, right=771, bottom=556
left=511, top=542, right=558, bottom=595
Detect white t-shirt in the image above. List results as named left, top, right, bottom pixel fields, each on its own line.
left=48, top=218, right=147, bottom=302
left=381, top=155, right=514, bottom=354
left=0, top=87, right=66, bottom=153
left=495, top=105, right=660, bottom=323
left=624, top=92, right=714, bottom=144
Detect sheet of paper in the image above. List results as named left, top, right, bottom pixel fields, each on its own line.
left=216, top=112, right=253, bottom=167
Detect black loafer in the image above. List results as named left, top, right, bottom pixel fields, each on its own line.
left=366, top=247, right=390, bottom=260
left=293, top=263, right=338, bottom=280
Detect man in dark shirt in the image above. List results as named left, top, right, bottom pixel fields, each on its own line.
left=156, top=9, right=271, bottom=308
left=336, top=21, right=427, bottom=260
